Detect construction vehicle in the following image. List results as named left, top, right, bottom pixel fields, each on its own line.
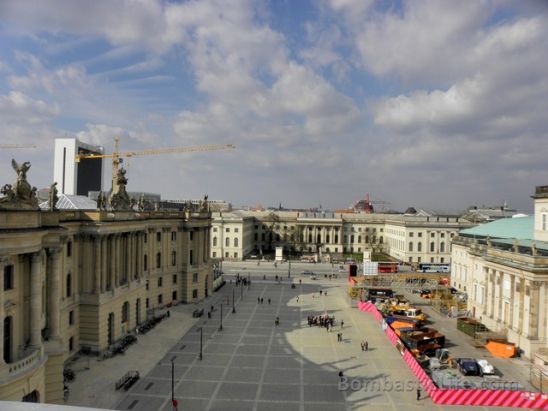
left=74, top=137, right=236, bottom=192
left=401, top=328, right=446, bottom=357
left=386, top=305, right=427, bottom=322
left=429, top=348, right=455, bottom=370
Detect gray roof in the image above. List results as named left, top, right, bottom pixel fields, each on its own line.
left=40, top=194, right=97, bottom=211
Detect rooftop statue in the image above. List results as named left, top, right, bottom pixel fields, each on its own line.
left=96, top=191, right=106, bottom=210
left=0, top=159, right=39, bottom=209
left=48, top=182, right=59, bottom=211
left=109, top=168, right=131, bottom=210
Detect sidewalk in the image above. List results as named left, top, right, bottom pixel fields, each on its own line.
left=66, top=305, right=199, bottom=409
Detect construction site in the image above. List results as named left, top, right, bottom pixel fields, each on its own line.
left=349, top=273, right=548, bottom=395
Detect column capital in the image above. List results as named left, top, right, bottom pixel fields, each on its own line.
left=31, top=250, right=43, bottom=263
left=0, top=255, right=9, bottom=264
left=47, top=246, right=62, bottom=258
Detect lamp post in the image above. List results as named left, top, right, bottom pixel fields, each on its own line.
left=288, top=260, right=291, bottom=278
left=199, top=327, right=203, bottom=360
left=171, top=359, right=175, bottom=410
left=232, top=287, right=236, bottom=313
left=219, top=303, right=223, bottom=331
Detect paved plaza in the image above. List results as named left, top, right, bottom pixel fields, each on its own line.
left=114, top=275, right=517, bottom=411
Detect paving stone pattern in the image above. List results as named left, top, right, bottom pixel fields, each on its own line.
left=117, top=278, right=517, bottom=411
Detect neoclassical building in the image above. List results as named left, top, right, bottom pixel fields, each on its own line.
left=211, top=210, right=473, bottom=263
left=0, top=161, right=212, bottom=404
left=451, top=185, right=548, bottom=359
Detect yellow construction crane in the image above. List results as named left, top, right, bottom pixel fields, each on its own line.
left=0, top=144, right=38, bottom=149
left=74, top=136, right=236, bottom=191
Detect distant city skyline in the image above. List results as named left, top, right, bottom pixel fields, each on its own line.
left=0, top=1, right=546, bottom=212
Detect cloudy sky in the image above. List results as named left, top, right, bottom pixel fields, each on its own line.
left=0, top=0, right=547, bottom=211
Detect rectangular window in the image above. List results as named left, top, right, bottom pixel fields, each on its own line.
left=67, top=241, right=72, bottom=257
left=171, top=231, right=176, bottom=241
left=213, top=227, right=218, bottom=232
left=172, top=274, right=177, bottom=284
left=156, top=253, right=161, bottom=269
left=225, top=228, right=230, bottom=233
left=69, top=337, right=74, bottom=352
left=189, top=250, right=194, bottom=265
left=158, top=277, right=163, bottom=287
left=418, top=233, right=422, bottom=237
left=171, top=251, right=176, bottom=266
left=192, top=273, right=198, bottom=283
left=4, top=265, right=14, bottom=290
left=69, top=310, right=74, bottom=325
left=158, top=294, right=163, bottom=304
left=192, top=289, right=198, bottom=299
left=190, top=231, right=194, bottom=241
left=144, top=255, right=148, bottom=271
left=146, top=298, right=149, bottom=308
left=409, top=232, right=414, bottom=237
left=172, top=291, right=177, bottom=301
left=212, top=252, right=217, bottom=258
left=235, top=228, right=239, bottom=233
left=144, top=233, right=148, bottom=243
left=543, top=214, right=547, bottom=231
left=157, top=232, right=161, bottom=242
left=234, top=252, right=238, bottom=258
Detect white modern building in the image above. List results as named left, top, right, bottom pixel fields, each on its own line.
left=451, top=185, right=548, bottom=359
left=53, top=138, right=103, bottom=196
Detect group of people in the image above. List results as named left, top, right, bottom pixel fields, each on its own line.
left=307, top=314, right=335, bottom=330
left=360, top=339, right=369, bottom=351
left=257, top=297, right=271, bottom=304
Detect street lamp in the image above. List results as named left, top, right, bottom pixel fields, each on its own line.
left=199, top=327, right=203, bottom=360
left=232, top=287, right=236, bottom=313
left=219, top=303, right=223, bottom=331
left=288, top=260, right=291, bottom=278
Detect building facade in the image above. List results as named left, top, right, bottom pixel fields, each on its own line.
left=211, top=210, right=473, bottom=263
left=451, top=186, right=548, bottom=359
left=0, top=160, right=212, bottom=405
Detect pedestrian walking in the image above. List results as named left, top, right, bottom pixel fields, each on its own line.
left=360, top=341, right=365, bottom=351
left=258, top=297, right=260, bottom=304
left=268, top=298, right=271, bottom=304
left=261, top=297, right=264, bottom=304
left=365, top=340, right=368, bottom=351
left=297, top=296, right=299, bottom=302
left=338, top=371, right=344, bottom=382
left=319, top=290, right=323, bottom=296
left=341, top=320, right=344, bottom=329
left=325, top=291, right=327, bottom=296
left=416, top=388, right=421, bottom=401
left=337, top=332, right=342, bottom=342
left=299, top=279, right=302, bottom=284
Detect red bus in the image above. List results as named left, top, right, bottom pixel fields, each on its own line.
left=377, top=262, right=398, bottom=273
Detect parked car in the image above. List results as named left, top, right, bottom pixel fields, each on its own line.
left=302, top=271, right=314, bottom=276
left=476, top=359, right=495, bottom=375
left=456, top=358, right=480, bottom=376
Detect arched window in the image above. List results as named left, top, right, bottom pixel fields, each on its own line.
left=358, top=236, right=361, bottom=243
left=225, top=237, right=230, bottom=247
left=409, top=242, right=413, bottom=252
left=156, top=252, right=161, bottom=268
left=440, top=242, right=445, bottom=253
left=234, top=238, right=239, bottom=247
left=308, top=234, right=312, bottom=243
left=213, top=237, right=217, bottom=246
left=430, top=242, right=435, bottom=252
left=121, top=301, right=129, bottom=323
left=379, top=236, right=383, bottom=244
left=66, top=273, right=72, bottom=297
left=350, top=235, right=355, bottom=243
left=417, top=242, right=422, bottom=252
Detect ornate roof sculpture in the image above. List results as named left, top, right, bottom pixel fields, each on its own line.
left=108, top=167, right=132, bottom=210
left=0, top=159, right=39, bottom=210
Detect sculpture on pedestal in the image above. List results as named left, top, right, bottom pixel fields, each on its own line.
left=0, top=159, right=39, bottom=209
left=48, top=182, right=59, bottom=211
left=108, top=168, right=131, bottom=210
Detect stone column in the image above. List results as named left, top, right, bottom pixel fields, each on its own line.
left=528, top=281, right=541, bottom=339
left=48, top=247, right=62, bottom=339
left=30, top=251, right=43, bottom=347
left=517, top=278, right=525, bottom=333
left=114, top=235, right=120, bottom=287
left=94, top=236, right=101, bottom=294
left=109, top=235, right=116, bottom=289
left=101, top=237, right=107, bottom=292
left=0, top=256, right=8, bottom=364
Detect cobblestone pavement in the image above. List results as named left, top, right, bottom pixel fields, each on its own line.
left=114, top=277, right=517, bottom=411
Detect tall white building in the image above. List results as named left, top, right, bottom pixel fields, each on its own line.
left=53, top=138, right=104, bottom=195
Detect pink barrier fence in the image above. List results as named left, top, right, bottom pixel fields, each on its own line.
left=357, top=301, right=548, bottom=410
